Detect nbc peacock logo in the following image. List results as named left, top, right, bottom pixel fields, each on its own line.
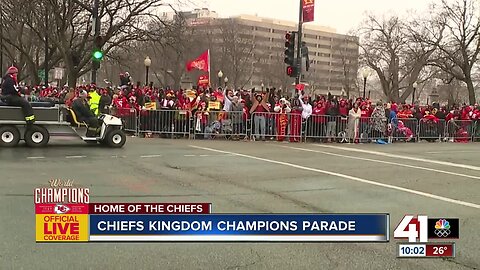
left=434, top=219, right=451, bottom=237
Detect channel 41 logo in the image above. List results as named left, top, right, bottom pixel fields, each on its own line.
left=394, top=215, right=459, bottom=242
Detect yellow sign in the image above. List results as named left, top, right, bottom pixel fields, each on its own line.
left=36, top=213, right=89, bottom=242
left=145, top=102, right=157, bottom=110
left=186, top=90, right=197, bottom=99
left=208, top=101, right=221, bottom=110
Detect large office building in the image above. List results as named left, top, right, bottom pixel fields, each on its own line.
left=178, top=9, right=359, bottom=96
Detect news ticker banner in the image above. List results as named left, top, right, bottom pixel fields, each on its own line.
left=88, top=213, right=389, bottom=242
left=35, top=203, right=389, bottom=242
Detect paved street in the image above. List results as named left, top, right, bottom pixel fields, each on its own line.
left=1, top=138, right=479, bottom=269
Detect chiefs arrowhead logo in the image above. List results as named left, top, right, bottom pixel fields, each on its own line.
left=54, top=204, right=71, bottom=214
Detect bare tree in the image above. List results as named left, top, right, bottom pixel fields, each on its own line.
left=0, top=0, right=61, bottom=84
left=358, top=13, right=441, bottom=102
left=210, top=19, right=255, bottom=89
left=332, top=35, right=359, bottom=98
left=428, top=0, right=480, bottom=105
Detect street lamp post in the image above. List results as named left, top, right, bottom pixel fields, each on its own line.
left=362, top=68, right=369, bottom=99
left=144, top=56, right=151, bottom=86
left=412, top=82, right=418, bottom=104
left=217, top=70, right=223, bottom=88
left=224, top=77, right=228, bottom=88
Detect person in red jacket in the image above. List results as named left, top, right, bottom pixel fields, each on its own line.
left=289, top=96, right=303, bottom=142
left=112, top=91, right=130, bottom=118
left=359, top=102, right=371, bottom=139
left=312, top=100, right=327, bottom=141
left=338, top=99, right=349, bottom=117
left=397, top=105, right=413, bottom=119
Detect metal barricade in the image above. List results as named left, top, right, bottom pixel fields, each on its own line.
left=250, top=112, right=304, bottom=142
left=193, top=110, right=245, bottom=140
left=138, top=109, right=191, bottom=138
left=362, top=116, right=388, bottom=142
left=115, top=107, right=138, bottom=135
left=473, top=120, right=480, bottom=142
left=418, top=118, right=446, bottom=142
left=356, top=116, right=385, bottom=142
left=389, top=118, right=418, bottom=142
left=306, top=115, right=348, bottom=142
left=445, top=119, right=474, bottom=142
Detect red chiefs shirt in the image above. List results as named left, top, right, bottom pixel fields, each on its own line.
left=360, top=109, right=371, bottom=122
left=312, top=106, right=327, bottom=123
left=339, top=105, right=348, bottom=116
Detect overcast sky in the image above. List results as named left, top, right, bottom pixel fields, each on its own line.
left=177, top=0, right=433, bottom=34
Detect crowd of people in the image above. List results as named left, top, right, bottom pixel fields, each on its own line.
left=5, top=71, right=480, bottom=143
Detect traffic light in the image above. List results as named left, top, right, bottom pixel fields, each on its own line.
left=284, top=32, right=295, bottom=66
left=286, top=66, right=297, bottom=77
left=92, top=36, right=104, bottom=62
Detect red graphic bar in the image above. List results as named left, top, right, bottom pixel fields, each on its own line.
left=426, top=243, right=455, bottom=257
left=89, top=203, right=212, bottom=214
left=35, top=204, right=89, bottom=214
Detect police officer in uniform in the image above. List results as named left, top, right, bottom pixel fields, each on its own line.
left=88, top=84, right=101, bottom=116
left=1, top=66, right=35, bottom=124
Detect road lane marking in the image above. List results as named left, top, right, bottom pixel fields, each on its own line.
left=27, top=157, right=45, bottom=159
left=426, top=150, right=479, bottom=154
left=184, top=154, right=235, bottom=157
left=190, top=145, right=480, bottom=209
left=65, top=155, right=86, bottom=159
left=314, top=144, right=480, bottom=171
left=281, top=146, right=480, bottom=181
left=140, top=155, right=162, bottom=158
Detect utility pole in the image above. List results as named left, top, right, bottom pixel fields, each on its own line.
left=91, top=0, right=100, bottom=84
left=295, top=0, right=303, bottom=85
left=44, top=4, right=49, bottom=85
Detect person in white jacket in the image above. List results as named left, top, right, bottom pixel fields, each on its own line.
left=298, top=93, right=312, bottom=120
left=347, top=103, right=361, bottom=142
left=222, top=88, right=233, bottom=112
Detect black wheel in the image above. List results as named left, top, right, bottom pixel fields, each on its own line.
left=0, top=125, right=21, bottom=147
left=25, top=125, right=50, bottom=147
left=105, top=129, right=126, bottom=148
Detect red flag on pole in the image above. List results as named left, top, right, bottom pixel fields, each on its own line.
left=302, top=0, right=315, bottom=23
left=186, top=50, right=210, bottom=72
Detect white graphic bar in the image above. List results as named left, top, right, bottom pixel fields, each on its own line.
left=90, top=235, right=386, bottom=242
